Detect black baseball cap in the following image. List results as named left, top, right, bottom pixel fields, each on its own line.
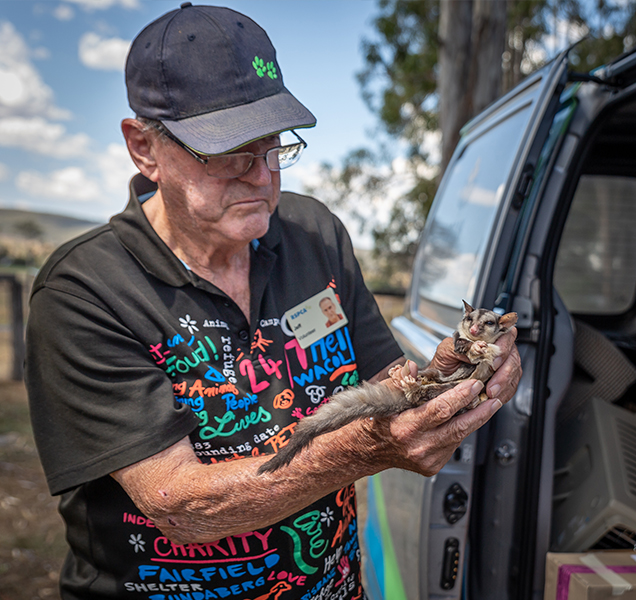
left=125, top=2, right=316, bottom=155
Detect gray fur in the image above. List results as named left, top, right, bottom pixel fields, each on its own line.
left=258, top=379, right=456, bottom=474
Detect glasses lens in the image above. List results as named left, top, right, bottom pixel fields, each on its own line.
left=275, top=143, right=304, bottom=170
left=205, top=153, right=253, bottom=178
left=203, top=140, right=305, bottom=178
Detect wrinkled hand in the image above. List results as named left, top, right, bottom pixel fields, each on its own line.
left=430, top=328, right=521, bottom=405
left=376, top=375, right=494, bottom=476
left=372, top=330, right=521, bottom=476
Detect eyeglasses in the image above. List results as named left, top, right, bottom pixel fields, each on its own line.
left=154, top=125, right=307, bottom=179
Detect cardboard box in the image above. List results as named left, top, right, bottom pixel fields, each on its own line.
left=545, top=551, right=636, bottom=599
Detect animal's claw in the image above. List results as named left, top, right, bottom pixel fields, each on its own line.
left=471, top=341, right=488, bottom=354
left=389, top=362, right=419, bottom=394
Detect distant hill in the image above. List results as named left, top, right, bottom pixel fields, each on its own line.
left=0, top=208, right=102, bottom=247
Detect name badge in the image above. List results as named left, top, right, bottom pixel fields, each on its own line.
left=284, top=288, right=348, bottom=349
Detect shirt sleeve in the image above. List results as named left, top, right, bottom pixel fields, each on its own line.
left=25, top=286, right=198, bottom=495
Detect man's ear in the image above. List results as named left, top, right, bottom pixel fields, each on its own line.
left=121, top=118, right=160, bottom=182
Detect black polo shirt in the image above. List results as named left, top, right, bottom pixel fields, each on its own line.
left=25, top=174, right=402, bottom=600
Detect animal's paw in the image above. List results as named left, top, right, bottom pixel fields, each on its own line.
left=469, top=340, right=488, bottom=355
left=467, top=341, right=500, bottom=364
left=388, top=363, right=418, bottom=395
left=454, top=336, right=473, bottom=355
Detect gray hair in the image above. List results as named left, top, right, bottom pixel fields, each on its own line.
left=136, top=117, right=170, bottom=145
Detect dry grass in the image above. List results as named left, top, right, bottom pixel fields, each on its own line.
left=0, top=381, right=66, bottom=600
left=0, top=332, right=11, bottom=383
left=0, top=272, right=65, bottom=599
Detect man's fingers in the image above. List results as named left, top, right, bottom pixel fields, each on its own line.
left=446, top=397, right=503, bottom=441
left=419, top=379, right=483, bottom=427
left=492, top=328, right=518, bottom=368
left=392, top=392, right=502, bottom=476
left=429, top=337, right=470, bottom=375
left=407, top=359, right=418, bottom=377
left=386, top=326, right=520, bottom=477
left=487, top=343, right=522, bottom=403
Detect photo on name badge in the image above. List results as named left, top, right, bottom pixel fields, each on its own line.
left=284, top=288, right=349, bottom=349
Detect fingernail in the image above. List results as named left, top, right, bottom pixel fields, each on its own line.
left=493, top=357, right=503, bottom=370
left=471, top=380, right=484, bottom=395
left=490, top=399, right=503, bottom=414
left=489, top=384, right=501, bottom=398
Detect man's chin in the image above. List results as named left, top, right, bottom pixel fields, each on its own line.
left=231, top=212, right=271, bottom=243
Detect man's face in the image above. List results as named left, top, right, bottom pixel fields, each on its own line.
left=152, top=133, right=282, bottom=246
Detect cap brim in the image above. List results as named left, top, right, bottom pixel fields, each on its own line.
left=161, top=89, right=316, bottom=155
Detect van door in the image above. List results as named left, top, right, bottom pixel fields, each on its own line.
left=363, top=52, right=569, bottom=600
left=496, top=49, right=636, bottom=600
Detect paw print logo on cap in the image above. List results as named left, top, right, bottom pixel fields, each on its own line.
left=252, top=56, right=278, bottom=79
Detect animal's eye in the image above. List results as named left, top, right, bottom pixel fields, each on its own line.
left=485, top=321, right=495, bottom=326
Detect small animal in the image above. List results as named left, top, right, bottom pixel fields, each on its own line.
left=258, top=301, right=517, bottom=474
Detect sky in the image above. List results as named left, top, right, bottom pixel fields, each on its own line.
left=0, top=0, right=382, bottom=231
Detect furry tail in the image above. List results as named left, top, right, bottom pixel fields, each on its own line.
left=257, top=382, right=406, bottom=474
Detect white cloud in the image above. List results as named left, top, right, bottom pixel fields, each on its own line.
left=0, top=117, right=91, bottom=158
left=54, top=4, right=75, bottom=21
left=14, top=142, right=136, bottom=213
left=0, top=19, right=135, bottom=218
left=64, top=0, right=140, bottom=11
left=96, top=142, right=137, bottom=193
left=0, top=70, right=24, bottom=106
left=17, top=167, right=102, bottom=203
left=0, top=21, right=70, bottom=120
left=31, top=46, right=51, bottom=60
left=79, top=32, right=130, bottom=71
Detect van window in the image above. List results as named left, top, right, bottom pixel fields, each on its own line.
left=555, top=175, right=636, bottom=315
left=414, top=103, right=532, bottom=328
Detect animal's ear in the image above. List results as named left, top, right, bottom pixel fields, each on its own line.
left=462, top=300, right=475, bottom=314
left=498, top=312, right=518, bottom=332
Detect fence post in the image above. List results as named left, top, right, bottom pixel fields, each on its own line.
left=10, top=276, right=25, bottom=381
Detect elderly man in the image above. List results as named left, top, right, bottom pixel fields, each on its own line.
left=25, top=4, right=521, bottom=600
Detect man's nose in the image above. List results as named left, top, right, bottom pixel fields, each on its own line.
left=240, top=154, right=272, bottom=185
